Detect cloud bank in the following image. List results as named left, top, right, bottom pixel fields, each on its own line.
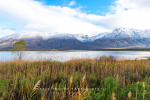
left=86, top=0, right=150, bottom=30
left=0, top=0, right=150, bottom=38
left=0, top=0, right=110, bottom=37
left=0, top=29, right=16, bottom=37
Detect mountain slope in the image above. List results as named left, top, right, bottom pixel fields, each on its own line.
left=1, top=28, right=150, bottom=50
left=103, top=28, right=150, bottom=39
left=74, top=32, right=109, bottom=43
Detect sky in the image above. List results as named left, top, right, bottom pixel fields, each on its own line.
left=0, top=0, right=150, bottom=38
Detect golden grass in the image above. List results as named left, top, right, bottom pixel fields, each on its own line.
left=0, top=55, right=150, bottom=99
left=111, top=92, right=116, bottom=100
left=33, top=80, right=41, bottom=90
left=128, top=91, right=132, bottom=99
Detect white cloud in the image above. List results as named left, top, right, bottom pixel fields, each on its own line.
left=1, top=0, right=150, bottom=38
left=68, top=1, right=76, bottom=6
left=0, top=29, right=16, bottom=38
left=0, top=0, right=110, bottom=38
left=85, top=0, right=150, bottom=30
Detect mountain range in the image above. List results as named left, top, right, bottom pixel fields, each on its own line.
left=1, top=28, right=150, bottom=50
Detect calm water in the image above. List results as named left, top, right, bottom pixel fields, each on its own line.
left=0, top=51, right=150, bottom=62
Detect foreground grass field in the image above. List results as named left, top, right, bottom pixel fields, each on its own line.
left=0, top=56, right=150, bottom=100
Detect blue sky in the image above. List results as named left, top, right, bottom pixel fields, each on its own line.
left=36, top=0, right=115, bottom=15
left=0, top=0, right=150, bottom=38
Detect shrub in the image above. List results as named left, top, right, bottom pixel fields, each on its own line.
left=120, top=82, right=150, bottom=100
left=87, top=76, right=119, bottom=100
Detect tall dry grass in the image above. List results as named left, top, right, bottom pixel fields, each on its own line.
left=0, top=55, right=150, bottom=99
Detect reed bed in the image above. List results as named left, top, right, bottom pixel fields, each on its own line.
left=0, top=55, right=150, bottom=100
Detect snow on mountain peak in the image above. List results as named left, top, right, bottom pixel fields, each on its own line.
left=74, top=32, right=109, bottom=42
left=1, top=32, right=76, bottom=40
left=1, top=28, right=150, bottom=43
left=103, top=28, right=150, bottom=39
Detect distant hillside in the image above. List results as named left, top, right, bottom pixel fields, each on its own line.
left=0, top=28, right=150, bottom=50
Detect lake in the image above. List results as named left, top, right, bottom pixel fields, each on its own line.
left=0, top=51, right=150, bottom=62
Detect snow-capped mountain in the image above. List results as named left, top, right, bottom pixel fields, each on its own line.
left=1, top=31, right=109, bottom=43
left=1, top=28, right=150, bottom=50
left=2, top=32, right=76, bottom=40
left=103, top=28, right=150, bottom=39
left=74, top=32, right=109, bottom=42
left=3, top=28, right=150, bottom=42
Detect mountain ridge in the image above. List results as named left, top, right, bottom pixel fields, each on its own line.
left=1, top=28, right=150, bottom=50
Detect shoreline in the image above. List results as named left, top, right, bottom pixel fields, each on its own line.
left=1, top=48, right=150, bottom=51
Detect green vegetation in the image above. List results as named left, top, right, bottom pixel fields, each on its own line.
left=11, top=40, right=27, bottom=60
left=1, top=56, right=150, bottom=99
